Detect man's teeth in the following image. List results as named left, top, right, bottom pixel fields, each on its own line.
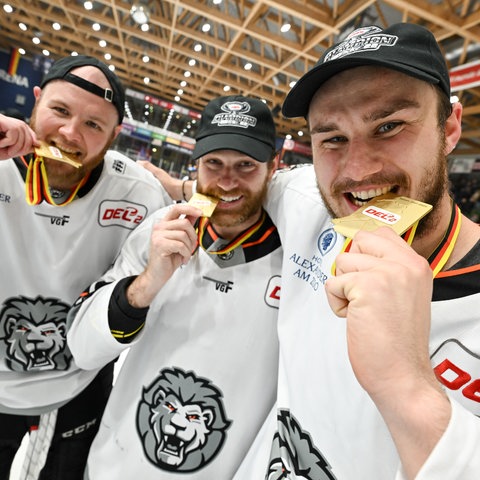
left=220, top=195, right=241, bottom=203
left=350, top=187, right=391, bottom=205
left=55, top=145, right=78, bottom=155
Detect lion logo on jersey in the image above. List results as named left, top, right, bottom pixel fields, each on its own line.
left=136, top=367, right=231, bottom=472
left=0, top=296, right=71, bottom=372
left=266, top=409, right=336, bottom=479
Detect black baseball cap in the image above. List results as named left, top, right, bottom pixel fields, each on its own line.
left=283, top=23, right=451, bottom=118
left=192, top=95, right=276, bottom=162
left=40, top=55, right=125, bottom=124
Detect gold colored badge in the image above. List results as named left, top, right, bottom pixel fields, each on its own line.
left=332, top=194, right=432, bottom=238
left=188, top=192, right=218, bottom=217
left=34, top=141, right=82, bottom=169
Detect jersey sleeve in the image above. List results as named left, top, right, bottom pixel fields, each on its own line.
left=67, top=209, right=167, bottom=370
left=395, top=399, right=480, bottom=480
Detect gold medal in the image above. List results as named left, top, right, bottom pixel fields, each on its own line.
left=34, top=141, right=82, bottom=169
left=332, top=194, right=432, bottom=238
left=188, top=192, right=218, bottom=217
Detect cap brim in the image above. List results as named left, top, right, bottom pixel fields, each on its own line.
left=192, top=133, right=274, bottom=162
left=282, top=57, right=442, bottom=118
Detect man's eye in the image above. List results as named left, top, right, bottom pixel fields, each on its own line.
left=324, top=136, right=346, bottom=144
left=378, top=121, right=402, bottom=133
left=238, top=163, right=255, bottom=170
left=53, top=107, right=68, bottom=116
left=86, top=121, right=101, bottom=131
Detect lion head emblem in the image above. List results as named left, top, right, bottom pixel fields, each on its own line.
left=136, top=366, right=231, bottom=472
left=266, top=409, right=336, bottom=480
left=0, top=296, right=72, bottom=372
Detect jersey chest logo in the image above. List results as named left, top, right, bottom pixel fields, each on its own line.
left=98, top=200, right=148, bottom=229
left=136, top=367, right=231, bottom=472
left=432, top=339, right=480, bottom=415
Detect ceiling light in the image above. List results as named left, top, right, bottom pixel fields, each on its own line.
left=202, top=23, right=211, bottom=33
left=194, top=43, right=202, bottom=52
left=104, top=53, right=111, bottom=60
left=180, top=80, right=187, bottom=87
left=52, top=22, right=61, bottom=31
left=99, top=40, right=107, bottom=47
left=223, top=85, right=231, bottom=92
left=42, top=49, right=50, bottom=56
left=32, top=37, right=40, bottom=45
left=144, top=77, right=150, bottom=84
left=298, top=131, right=304, bottom=137
left=108, top=65, right=115, bottom=71
left=19, top=48, right=25, bottom=55
left=175, top=96, right=181, bottom=102
left=92, top=23, right=101, bottom=31
left=244, top=62, right=252, bottom=70
left=188, top=59, right=196, bottom=66
left=177, top=89, right=183, bottom=95
left=141, top=23, right=149, bottom=32
left=131, top=5, right=150, bottom=25
left=142, top=55, right=150, bottom=63
left=19, top=23, right=27, bottom=31
left=184, top=71, right=191, bottom=77
left=281, top=23, right=291, bottom=33
left=84, top=1, right=93, bottom=10
left=289, top=80, right=296, bottom=88
left=3, top=5, right=13, bottom=14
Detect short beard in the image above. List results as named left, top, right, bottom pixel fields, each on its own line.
left=197, top=176, right=270, bottom=229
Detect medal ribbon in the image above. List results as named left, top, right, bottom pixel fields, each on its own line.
left=197, top=210, right=266, bottom=255
left=427, top=203, right=461, bottom=277
left=24, top=155, right=89, bottom=206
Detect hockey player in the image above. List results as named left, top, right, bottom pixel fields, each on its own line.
left=67, top=95, right=282, bottom=479
left=233, top=23, right=480, bottom=479
left=0, top=56, right=172, bottom=479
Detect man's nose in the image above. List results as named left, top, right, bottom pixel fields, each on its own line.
left=58, top=118, right=82, bottom=143
left=217, top=167, right=238, bottom=190
left=342, top=141, right=384, bottom=181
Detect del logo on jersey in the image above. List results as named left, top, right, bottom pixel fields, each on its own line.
left=98, top=200, right=148, bottom=229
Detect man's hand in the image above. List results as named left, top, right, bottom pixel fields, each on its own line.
left=0, top=114, right=37, bottom=159
left=326, top=227, right=450, bottom=479
left=126, top=203, right=201, bottom=308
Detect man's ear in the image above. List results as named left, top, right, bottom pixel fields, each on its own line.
left=33, top=86, right=42, bottom=101
left=112, top=124, right=122, bottom=140
left=444, top=102, right=462, bottom=155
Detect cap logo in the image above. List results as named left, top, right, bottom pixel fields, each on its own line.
left=211, top=101, right=257, bottom=129
left=324, top=26, right=398, bottom=63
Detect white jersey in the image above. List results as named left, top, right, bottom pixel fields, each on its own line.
left=67, top=207, right=282, bottom=479
left=0, top=152, right=171, bottom=415
left=234, top=164, right=480, bottom=479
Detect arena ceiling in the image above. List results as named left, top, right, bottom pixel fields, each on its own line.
left=1, top=0, right=480, bottom=156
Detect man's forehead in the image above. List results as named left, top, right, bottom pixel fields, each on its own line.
left=309, top=67, right=429, bottom=113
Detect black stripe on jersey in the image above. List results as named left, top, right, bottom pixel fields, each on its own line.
left=433, top=265, right=480, bottom=301
left=198, top=210, right=281, bottom=263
